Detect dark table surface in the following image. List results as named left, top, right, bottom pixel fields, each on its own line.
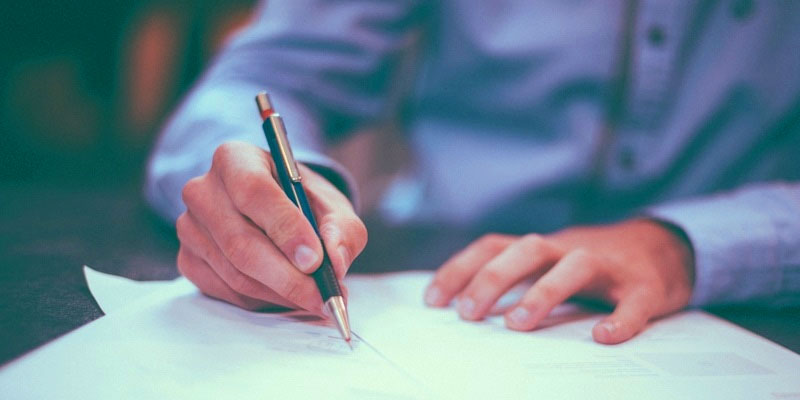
left=1, top=183, right=798, bottom=366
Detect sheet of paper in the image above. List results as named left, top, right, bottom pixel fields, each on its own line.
left=0, top=270, right=428, bottom=399
left=345, top=272, right=800, bottom=399
left=2, top=269, right=799, bottom=399
left=83, top=265, right=178, bottom=314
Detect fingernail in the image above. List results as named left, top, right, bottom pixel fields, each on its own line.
left=424, top=286, right=442, bottom=306
left=507, top=307, right=532, bottom=326
left=598, top=320, right=619, bottom=336
left=294, top=245, right=319, bottom=272
left=458, top=297, right=476, bottom=318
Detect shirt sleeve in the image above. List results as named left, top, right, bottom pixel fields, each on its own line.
left=144, top=0, right=426, bottom=222
left=647, top=182, right=800, bottom=308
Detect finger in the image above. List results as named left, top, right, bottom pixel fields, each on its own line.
left=177, top=247, right=279, bottom=311
left=592, top=289, right=655, bottom=344
left=504, top=249, right=597, bottom=330
left=456, top=234, right=561, bottom=320
left=176, top=211, right=299, bottom=310
left=210, top=141, right=324, bottom=273
left=316, top=212, right=367, bottom=280
left=424, top=234, right=515, bottom=307
left=293, top=163, right=366, bottom=279
left=181, top=172, right=323, bottom=313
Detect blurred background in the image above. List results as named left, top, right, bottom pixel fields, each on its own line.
left=0, top=0, right=257, bottom=185
left=0, top=0, right=262, bottom=363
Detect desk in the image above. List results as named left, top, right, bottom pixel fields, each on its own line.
left=1, top=183, right=798, bottom=365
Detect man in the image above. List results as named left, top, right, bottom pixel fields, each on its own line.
left=145, top=1, right=800, bottom=345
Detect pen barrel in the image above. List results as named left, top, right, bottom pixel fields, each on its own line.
left=262, top=118, right=297, bottom=196
left=311, top=254, right=342, bottom=302
left=262, top=118, right=344, bottom=302
left=293, top=181, right=344, bottom=301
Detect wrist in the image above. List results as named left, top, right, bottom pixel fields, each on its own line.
left=639, top=218, right=696, bottom=288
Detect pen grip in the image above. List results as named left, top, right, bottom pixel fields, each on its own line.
left=292, top=181, right=344, bottom=301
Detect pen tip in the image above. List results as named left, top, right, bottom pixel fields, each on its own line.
left=325, top=296, right=352, bottom=343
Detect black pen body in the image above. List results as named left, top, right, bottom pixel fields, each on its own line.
left=261, top=117, right=343, bottom=302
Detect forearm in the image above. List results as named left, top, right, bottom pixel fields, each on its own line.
left=144, top=83, right=355, bottom=222
left=144, top=0, right=424, bottom=221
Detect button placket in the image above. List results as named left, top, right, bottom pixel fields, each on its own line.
left=627, top=1, right=692, bottom=130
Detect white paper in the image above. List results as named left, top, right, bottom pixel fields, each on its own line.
left=1, top=269, right=798, bottom=399
left=83, top=265, right=179, bottom=314
left=345, top=272, right=800, bottom=399
left=1, top=270, right=427, bottom=399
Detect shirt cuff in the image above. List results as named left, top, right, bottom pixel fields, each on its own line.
left=645, top=193, right=783, bottom=307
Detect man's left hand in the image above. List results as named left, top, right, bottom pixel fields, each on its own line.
left=424, top=219, right=695, bottom=344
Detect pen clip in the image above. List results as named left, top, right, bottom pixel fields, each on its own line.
left=268, top=114, right=302, bottom=182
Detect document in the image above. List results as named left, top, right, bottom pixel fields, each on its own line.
left=1, top=268, right=798, bottom=399
left=1, top=269, right=427, bottom=399
left=345, top=272, right=800, bottom=399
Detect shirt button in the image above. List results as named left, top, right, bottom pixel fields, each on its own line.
left=618, top=147, right=636, bottom=171
left=646, top=25, right=666, bottom=47
left=730, top=0, right=755, bottom=21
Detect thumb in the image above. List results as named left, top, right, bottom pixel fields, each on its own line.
left=592, top=290, right=654, bottom=344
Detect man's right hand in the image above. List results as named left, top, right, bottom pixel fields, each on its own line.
left=176, top=141, right=367, bottom=314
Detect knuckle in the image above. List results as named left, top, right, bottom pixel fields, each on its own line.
left=569, top=247, right=593, bottom=261
left=479, top=268, right=506, bottom=289
left=343, top=216, right=368, bottom=253
left=318, top=218, right=338, bottom=238
left=535, top=282, right=562, bottom=302
left=519, top=233, right=548, bottom=252
left=235, top=173, right=269, bottom=210
left=478, top=233, right=500, bottom=246
left=175, top=213, right=190, bottom=242
left=568, top=248, right=603, bottom=270
left=267, top=206, right=304, bottom=245
left=212, top=142, right=241, bottom=167
left=224, top=233, right=260, bottom=268
left=181, top=176, right=204, bottom=208
left=479, top=233, right=512, bottom=252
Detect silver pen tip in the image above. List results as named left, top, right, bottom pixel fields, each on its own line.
left=325, top=296, right=351, bottom=343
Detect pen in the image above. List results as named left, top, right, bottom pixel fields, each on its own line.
left=255, top=92, right=352, bottom=344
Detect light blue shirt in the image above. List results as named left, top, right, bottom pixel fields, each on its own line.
left=146, top=0, right=800, bottom=307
